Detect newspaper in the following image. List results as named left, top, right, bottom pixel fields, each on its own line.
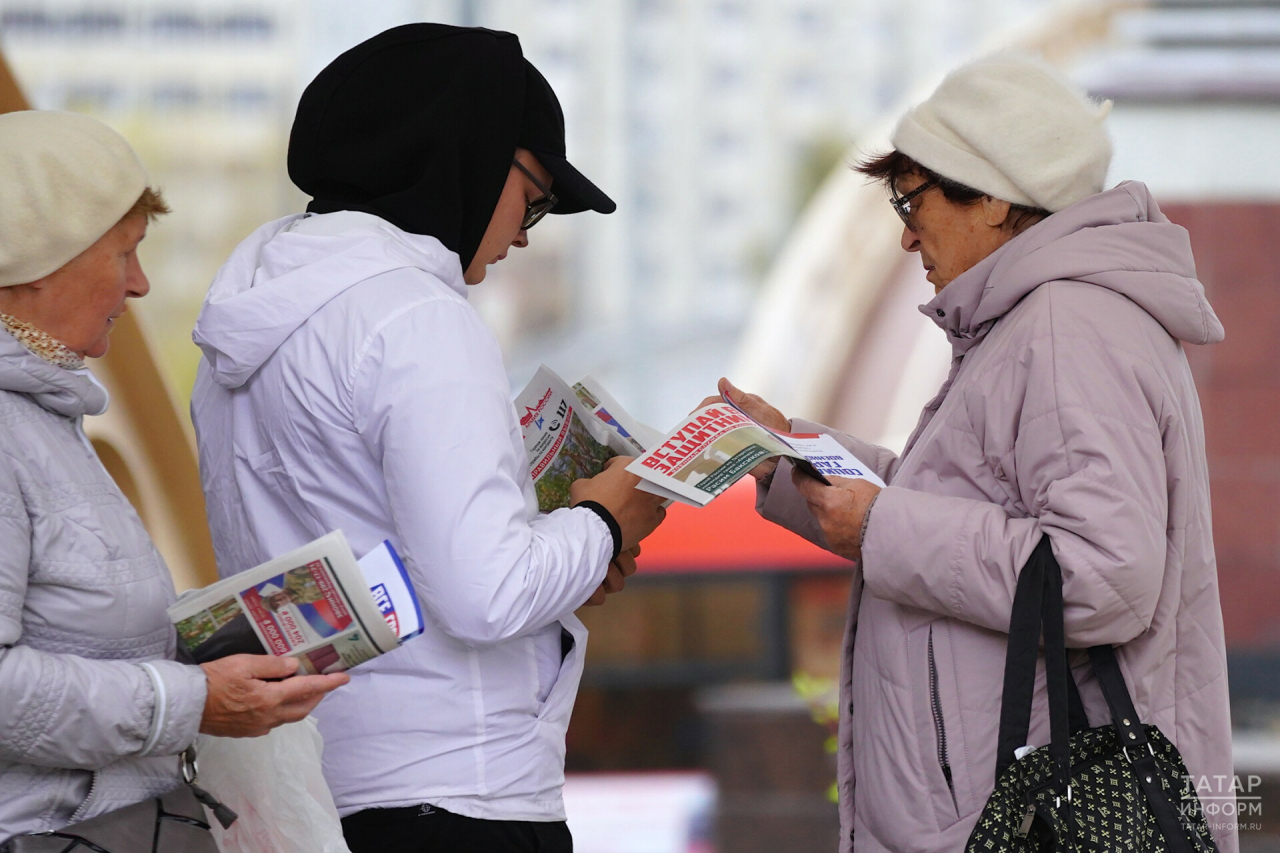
left=625, top=398, right=885, bottom=507
left=169, top=531, right=421, bottom=675
left=571, top=376, right=665, bottom=454
left=516, top=365, right=663, bottom=511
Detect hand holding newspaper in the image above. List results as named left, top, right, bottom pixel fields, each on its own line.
left=169, top=531, right=423, bottom=675
left=624, top=396, right=885, bottom=508
left=515, top=365, right=663, bottom=512
left=516, top=366, right=882, bottom=510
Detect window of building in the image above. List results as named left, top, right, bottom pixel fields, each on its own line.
left=151, top=11, right=205, bottom=38
left=217, top=14, right=273, bottom=39
left=151, top=83, right=202, bottom=111
left=1, top=8, right=56, bottom=35
left=226, top=84, right=271, bottom=112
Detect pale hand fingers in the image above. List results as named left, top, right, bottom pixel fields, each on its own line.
left=254, top=671, right=345, bottom=715
left=692, top=395, right=722, bottom=414
left=255, top=672, right=349, bottom=727
left=270, top=672, right=349, bottom=705
left=273, top=693, right=328, bottom=725
left=824, top=474, right=874, bottom=493
left=719, top=378, right=790, bottom=433
left=792, top=466, right=827, bottom=504
left=227, top=653, right=300, bottom=681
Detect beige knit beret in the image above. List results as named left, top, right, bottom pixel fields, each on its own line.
left=0, top=110, right=147, bottom=287
left=891, top=53, right=1113, bottom=213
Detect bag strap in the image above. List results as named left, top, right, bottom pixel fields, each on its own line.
left=1088, top=645, right=1145, bottom=748
left=994, top=536, right=1071, bottom=796
left=1089, top=644, right=1200, bottom=853
left=1067, top=660, right=1089, bottom=736
left=994, top=535, right=1045, bottom=777
left=1039, top=542, right=1073, bottom=797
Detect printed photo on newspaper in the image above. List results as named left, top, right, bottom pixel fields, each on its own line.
left=516, top=365, right=663, bottom=512
left=168, top=531, right=422, bottom=675
left=626, top=399, right=885, bottom=507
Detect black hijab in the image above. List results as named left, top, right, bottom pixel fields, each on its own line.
left=288, top=24, right=526, bottom=271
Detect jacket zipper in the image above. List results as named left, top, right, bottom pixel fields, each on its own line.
left=69, top=770, right=100, bottom=823
left=928, top=626, right=959, bottom=815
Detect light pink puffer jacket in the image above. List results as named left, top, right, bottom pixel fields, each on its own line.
left=758, top=182, right=1235, bottom=853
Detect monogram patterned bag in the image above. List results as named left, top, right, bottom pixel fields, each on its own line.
left=965, top=538, right=1218, bottom=853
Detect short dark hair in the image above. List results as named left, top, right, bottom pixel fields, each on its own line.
left=855, top=149, right=1050, bottom=235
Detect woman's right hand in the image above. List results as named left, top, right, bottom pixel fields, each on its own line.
left=706, top=377, right=791, bottom=482
left=570, top=456, right=667, bottom=553
left=198, top=654, right=349, bottom=738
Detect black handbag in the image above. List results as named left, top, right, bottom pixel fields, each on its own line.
left=965, top=537, right=1219, bottom=853
left=2, top=748, right=236, bottom=853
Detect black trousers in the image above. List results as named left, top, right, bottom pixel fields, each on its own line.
left=342, top=805, right=573, bottom=853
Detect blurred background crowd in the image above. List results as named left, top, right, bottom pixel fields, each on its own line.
left=2, top=0, right=1277, bottom=850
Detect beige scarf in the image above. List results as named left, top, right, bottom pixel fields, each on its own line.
left=0, top=312, right=86, bottom=371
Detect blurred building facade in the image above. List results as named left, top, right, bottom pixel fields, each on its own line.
left=0, top=0, right=1057, bottom=432
left=469, top=0, right=1058, bottom=430
left=0, top=0, right=308, bottom=397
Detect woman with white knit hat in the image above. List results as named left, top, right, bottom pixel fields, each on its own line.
left=0, top=110, right=348, bottom=848
left=716, top=54, right=1234, bottom=852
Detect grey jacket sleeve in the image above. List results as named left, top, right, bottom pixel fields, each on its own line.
left=0, top=465, right=207, bottom=770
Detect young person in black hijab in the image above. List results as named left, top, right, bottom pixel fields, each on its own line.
left=189, top=24, right=667, bottom=853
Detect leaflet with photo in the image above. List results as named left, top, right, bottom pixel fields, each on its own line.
left=626, top=399, right=885, bottom=507
left=169, top=531, right=418, bottom=675
left=572, top=376, right=664, bottom=454
left=516, top=365, right=663, bottom=512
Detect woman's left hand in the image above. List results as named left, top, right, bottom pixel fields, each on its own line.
left=792, top=469, right=881, bottom=562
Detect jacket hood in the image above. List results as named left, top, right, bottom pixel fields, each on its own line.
left=925, top=181, right=1224, bottom=354
left=193, top=211, right=466, bottom=389
left=0, top=331, right=108, bottom=418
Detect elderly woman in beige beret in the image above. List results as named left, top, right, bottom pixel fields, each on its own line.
left=0, top=110, right=348, bottom=846
left=718, top=54, right=1233, bottom=852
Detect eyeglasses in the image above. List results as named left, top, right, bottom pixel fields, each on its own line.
left=511, top=160, right=558, bottom=230
left=889, top=179, right=937, bottom=229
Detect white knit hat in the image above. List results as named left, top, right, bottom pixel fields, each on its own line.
left=0, top=111, right=148, bottom=287
left=891, top=53, right=1112, bottom=213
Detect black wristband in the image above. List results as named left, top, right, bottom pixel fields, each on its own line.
left=575, top=500, right=622, bottom=562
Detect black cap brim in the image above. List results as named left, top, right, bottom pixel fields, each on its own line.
left=529, top=148, right=616, bottom=215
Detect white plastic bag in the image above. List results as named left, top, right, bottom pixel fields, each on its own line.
left=196, top=718, right=352, bottom=853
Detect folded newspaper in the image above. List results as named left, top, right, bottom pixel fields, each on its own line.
left=516, top=365, right=663, bottom=512
left=625, top=398, right=886, bottom=508
left=169, top=531, right=423, bottom=675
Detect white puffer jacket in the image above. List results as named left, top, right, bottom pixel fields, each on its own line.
left=0, top=331, right=207, bottom=841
